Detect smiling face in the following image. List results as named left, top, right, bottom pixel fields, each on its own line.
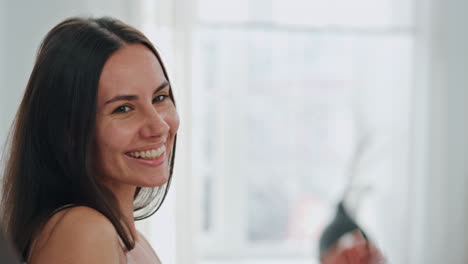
left=94, top=44, right=179, bottom=191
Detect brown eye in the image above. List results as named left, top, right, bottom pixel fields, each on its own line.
left=113, top=105, right=132, bottom=113
left=153, top=94, right=168, bottom=103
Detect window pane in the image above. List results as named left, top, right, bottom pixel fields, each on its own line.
left=197, top=0, right=250, bottom=23
left=192, top=2, right=414, bottom=263
left=197, top=0, right=413, bottom=28
left=272, top=0, right=413, bottom=27
left=192, top=26, right=413, bottom=261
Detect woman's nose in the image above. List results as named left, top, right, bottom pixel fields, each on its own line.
left=140, top=109, right=170, bottom=139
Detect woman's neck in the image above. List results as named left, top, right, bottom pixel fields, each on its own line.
left=105, top=183, right=139, bottom=242
left=119, top=194, right=138, bottom=242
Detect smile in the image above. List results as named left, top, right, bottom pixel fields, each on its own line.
left=126, top=145, right=166, bottom=160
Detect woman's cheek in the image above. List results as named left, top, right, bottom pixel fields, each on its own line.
left=100, top=119, right=139, bottom=148
left=170, top=111, right=180, bottom=133
left=163, top=107, right=180, bottom=134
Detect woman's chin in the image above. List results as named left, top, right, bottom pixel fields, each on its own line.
left=139, top=175, right=169, bottom=187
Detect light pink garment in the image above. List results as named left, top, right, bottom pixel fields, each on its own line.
left=121, top=232, right=162, bottom=264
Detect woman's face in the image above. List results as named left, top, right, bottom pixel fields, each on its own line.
left=94, top=44, right=179, bottom=189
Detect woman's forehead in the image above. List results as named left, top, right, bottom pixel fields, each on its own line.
left=98, top=44, right=166, bottom=98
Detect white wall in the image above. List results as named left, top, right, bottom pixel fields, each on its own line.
left=0, top=0, right=7, bottom=145
left=410, top=0, right=468, bottom=263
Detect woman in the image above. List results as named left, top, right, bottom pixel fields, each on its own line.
left=0, top=17, right=179, bottom=263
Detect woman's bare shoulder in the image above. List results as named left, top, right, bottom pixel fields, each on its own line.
left=136, top=231, right=161, bottom=262
left=29, top=206, right=123, bottom=264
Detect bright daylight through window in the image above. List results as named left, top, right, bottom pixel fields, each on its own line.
left=190, top=0, right=414, bottom=263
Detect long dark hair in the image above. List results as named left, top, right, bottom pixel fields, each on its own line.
left=0, top=17, right=177, bottom=260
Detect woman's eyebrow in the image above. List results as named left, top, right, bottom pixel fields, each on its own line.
left=153, top=80, right=169, bottom=95
left=104, top=81, right=169, bottom=105
left=105, top=95, right=138, bottom=105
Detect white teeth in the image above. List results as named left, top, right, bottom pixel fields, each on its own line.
left=128, top=145, right=166, bottom=160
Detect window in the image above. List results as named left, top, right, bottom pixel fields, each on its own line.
left=191, top=1, right=414, bottom=263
